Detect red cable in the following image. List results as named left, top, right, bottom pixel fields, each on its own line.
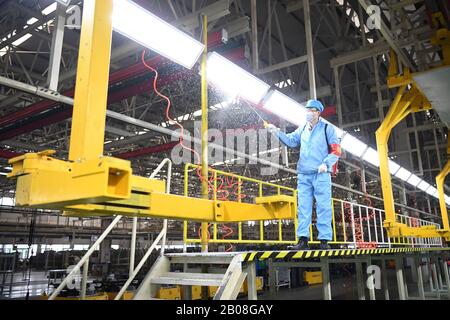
left=141, top=51, right=248, bottom=250
left=141, top=50, right=217, bottom=194
left=221, top=224, right=234, bottom=252
left=141, top=50, right=200, bottom=162
left=198, top=223, right=211, bottom=241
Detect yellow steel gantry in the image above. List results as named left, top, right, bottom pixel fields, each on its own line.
left=7, top=0, right=295, bottom=223
left=377, top=14, right=450, bottom=241
left=200, top=14, right=209, bottom=251
left=7, top=0, right=449, bottom=244
left=436, top=137, right=450, bottom=236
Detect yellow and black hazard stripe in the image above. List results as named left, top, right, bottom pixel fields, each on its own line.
left=242, top=247, right=450, bottom=262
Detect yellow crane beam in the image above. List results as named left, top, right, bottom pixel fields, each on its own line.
left=68, top=0, right=114, bottom=162
left=378, top=22, right=450, bottom=240
left=436, top=137, right=450, bottom=233
left=6, top=0, right=295, bottom=224
left=8, top=151, right=295, bottom=222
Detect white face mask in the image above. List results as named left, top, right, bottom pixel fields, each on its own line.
left=306, top=112, right=316, bottom=123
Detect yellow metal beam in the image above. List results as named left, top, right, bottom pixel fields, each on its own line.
left=8, top=151, right=131, bottom=208
left=63, top=193, right=296, bottom=222
left=383, top=25, right=450, bottom=240
left=376, top=85, right=407, bottom=226
left=376, top=85, right=434, bottom=237
left=200, top=14, right=209, bottom=252
left=68, top=0, right=113, bottom=162
left=387, top=50, right=413, bottom=88
left=436, top=161, right=450, bottom=231
left=436, top=136, right=450, bottom=239
left=388, top=49, right=398, bottom=78
left=431, top=28, right=450, bottom=66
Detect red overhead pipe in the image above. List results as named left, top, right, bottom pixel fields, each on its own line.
left=0, top=31, right=224, bottom=128
left=0, top=109, right=72, bottom=141
left=0, top=71, right=196, bottom=142
left=0, top=88, right=75, bottom=128
left=122, top=103, right=335, bottom=158
left=0, top=47, right=245, bottom=142
left=0, top=149, right=21, bottom=159
left=115, top=141, right=178, bottom=159
left=107, top=71, right=191, bottom=103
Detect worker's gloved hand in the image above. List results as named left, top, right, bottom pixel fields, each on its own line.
left=318, top=164, right=328, bottom=173
left=265, top=122, right=278, bottom=133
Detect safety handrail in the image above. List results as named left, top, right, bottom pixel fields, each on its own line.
left=48, top=158, right=173, bottom=300
left=183, top=163, right=297, bottom=245
left=330, top=199, right=442, bottom=248
left=114, top=158, right=172, bottom=300
left=48, top=215, right=123, bottom=300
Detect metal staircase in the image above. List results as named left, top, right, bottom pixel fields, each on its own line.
left=134, top=252, right=257, bottom=300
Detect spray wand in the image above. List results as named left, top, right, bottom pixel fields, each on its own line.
left=243, top=101, right=271, bottom=129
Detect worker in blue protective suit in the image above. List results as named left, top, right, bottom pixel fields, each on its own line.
left=266, top=100, right=341, bottom=250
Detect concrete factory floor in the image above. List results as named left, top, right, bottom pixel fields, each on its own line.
left=0, top=267, right=447, bottom=300
left=256, top=268, right=445, bottom=300
left=0, top=271, right=98, bottom=300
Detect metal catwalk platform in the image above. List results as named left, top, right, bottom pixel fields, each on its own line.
left=238, top=247, right=450, bottom=300
left=241, top=247, right=450, bottom=261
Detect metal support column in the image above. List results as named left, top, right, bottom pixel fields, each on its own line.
left=442, top=259, right=450, bottom=300
left=415, top=256, right=425, bottom=300
left=200, top=14, right=209, bottom=254
left=100, top=218, right=112, bottom=276
left=68, top=0, right=114, bottom=162
left=333, top=67, right=343, bottom=127
left=373, top=56, right=384, bottom=121
left=183, top=286, right=192, bottom=300
left=356, top=261, right=366, bottom=300
left=303, top=0, right=316, bottom=99
left=47, top=3, right=66, bottom=90
left=436, top=137, right=450, bottom=235
left=80, top=258, right=89, bottom=300
left=381, top=258, right=390, bottom=300
left=361, top=161, right=367, bottom=194
left=129, top=217, right=137, bottom=277
left=321, top=258, right=331, bottom=300
left=268, top=258, right=276, bottom=298
left=367, top=258, right=376, bottom=300
left=247, top=261, right=257, bottom=300
left=251, top=0, right=259, bottom=72
left=436, top=257, right=444, bottom=292
left=157, top=159, right=171, bottom=256
left=280, top=122, right=289, bottom=166
left=428, top=257, right=435, bottom=293
left=431, top=259, right=441, bottom=299
left=396, top=257, right=406, bottom=300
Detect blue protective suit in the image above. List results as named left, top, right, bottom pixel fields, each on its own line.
left=276, top=119, right=340, bottom=240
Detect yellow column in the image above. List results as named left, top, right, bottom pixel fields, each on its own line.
left=200, top=15, right=209, bottom=252
left=69, top=0, right=113, bottom=162
left=375, top=85, right=407, bottom=224
left=376, top=86, right=419, bottom=226
left=436, top=137, right=450, bottom=232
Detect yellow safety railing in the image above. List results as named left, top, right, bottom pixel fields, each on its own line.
left=329, top=199, right=442, bottom=248
left=183, top=164, right=298, bottom=245
left=183, top=164, right=443, bottom=248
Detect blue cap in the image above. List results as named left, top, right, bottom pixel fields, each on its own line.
left=306, top=99, right=324, bottom=113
